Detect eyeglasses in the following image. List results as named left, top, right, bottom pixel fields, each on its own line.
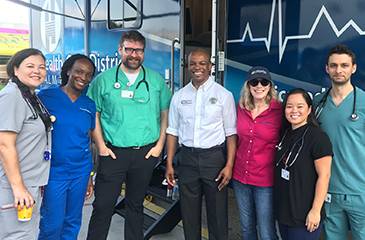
left=123, top=47, right=144, bottom=55
left=248, top=79, right=270, bottom=87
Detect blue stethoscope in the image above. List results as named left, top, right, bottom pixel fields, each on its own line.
left=114, top=63, right=150, bottom=103
left=315, top=85, right=358, bottom=121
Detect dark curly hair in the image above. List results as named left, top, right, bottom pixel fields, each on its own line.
left=60, top=54, right=96, bottom=86
left=326, top=44, right=356, bottom=65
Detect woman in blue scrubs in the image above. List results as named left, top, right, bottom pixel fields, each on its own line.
left=38, top=54, right=96, bottom=240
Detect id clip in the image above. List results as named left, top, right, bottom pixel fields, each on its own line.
left=44, top=151, right=51, bottom=161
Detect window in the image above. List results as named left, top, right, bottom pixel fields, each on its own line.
left=108, top=0, right=143, bottom=29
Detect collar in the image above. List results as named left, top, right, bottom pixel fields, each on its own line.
left=269, top=99, right=282, bottom=110
left=243, top=98, right=281, bottom=116
left=189, top=76, right=213, bottom=92
left=291, top=123, right=309, bottom=134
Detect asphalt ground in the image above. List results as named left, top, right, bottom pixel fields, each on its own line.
left=0, top=187, right=353, bottom=239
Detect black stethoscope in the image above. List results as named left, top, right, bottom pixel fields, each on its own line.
left=275, top=126, right=309, bottom=169
left=315, top=85, right=358, bottom=121
left=17, top=85, right=53, bottom=160
left=114, top=63, right=150, bottom=103
left=16, top=83, right=55, bottom=125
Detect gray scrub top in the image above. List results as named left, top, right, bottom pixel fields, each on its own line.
left=0, top=82, right=50, bottom=188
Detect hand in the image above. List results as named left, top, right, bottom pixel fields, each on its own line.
left=85, top=176, right=94, bottom=201
left=215, top=166, right=232, bottom=191
left=165, top=165, right=176, bottom=186
left=145, top=145, right=162, bottom=159
left=12, top=185, right=34, bottom=210
left=305, top=209, right=321, bottom=232
left=99, top=146, right=116, bottom=159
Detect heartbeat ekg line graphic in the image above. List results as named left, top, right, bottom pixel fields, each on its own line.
left=227, top=0, right=365, bottom=63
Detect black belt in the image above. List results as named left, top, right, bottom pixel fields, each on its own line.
left=106, top=141, right=156, bottom=150
left=182, top=143, right=224, bottom=153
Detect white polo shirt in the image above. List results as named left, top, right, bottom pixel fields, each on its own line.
left=167, top=77, right=237, bottom=149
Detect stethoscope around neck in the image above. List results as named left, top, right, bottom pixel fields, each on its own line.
left=114, top=63, right=150, bottom=103
left=315, top=85, right=358, bottom=121
left=275, top=126, right=309, bottom=169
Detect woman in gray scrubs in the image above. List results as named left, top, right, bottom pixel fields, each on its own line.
left=0, top=48, right=52, bottom=240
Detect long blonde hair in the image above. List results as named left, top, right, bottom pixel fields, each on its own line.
left=238, top=81, right=280, bottom=111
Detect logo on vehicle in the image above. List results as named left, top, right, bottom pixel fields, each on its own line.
left=40, top=0, right=61, bottom=53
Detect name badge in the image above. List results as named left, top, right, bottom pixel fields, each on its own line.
left=281, top=168, right=290, bottom=180
left=181, top=100, right=192, bottom=105
left=325, top=193, right=331, bottom=203
left=121, top=90, right=133, bottom=98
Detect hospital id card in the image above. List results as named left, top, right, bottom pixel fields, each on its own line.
left=281, top=169, right=290, bottom=181
left=325, top=193, right=331, bottom=203
left=121, top=90, right=133, bottom=98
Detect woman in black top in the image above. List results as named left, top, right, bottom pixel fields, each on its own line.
left=274, top=89, right=332, bottom=240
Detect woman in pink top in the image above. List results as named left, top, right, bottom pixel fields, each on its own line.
left=232, top=66, right=281, bottom=240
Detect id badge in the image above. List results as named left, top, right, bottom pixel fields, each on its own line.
left=325, top=193, right=331, bottom=203
left=44, top=150, right=51, bottom=161
left=121, top=90, right=133, bottom=98
left=281, top=168, right=290, bottom=180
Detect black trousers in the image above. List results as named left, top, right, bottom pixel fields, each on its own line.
left=179, top=144, right=228, bottom=240
left=87, top=142, right=157, bottom=240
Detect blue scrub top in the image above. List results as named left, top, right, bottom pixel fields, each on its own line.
left=38, top=87, right=96, bottom=180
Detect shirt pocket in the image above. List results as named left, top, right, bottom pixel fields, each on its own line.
left=203, top=104, right=222, bottom=124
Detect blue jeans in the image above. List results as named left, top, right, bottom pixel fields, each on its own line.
left=232, top=179, right=278, bottom=240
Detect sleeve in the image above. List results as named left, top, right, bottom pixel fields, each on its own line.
left=310, top=129, right=333, bottom=161
left=87, top=74, right=104, bottom=112
left=0, top=89, right=27, bottom=133
left=37, top=89, right=52, bottom=111
left=90, top=100, right=96, bottom=130
left=37, top=89, right=45, bottom=99
left=166, top=94, right=179, bottom=136
left=222, top=91, right=237, bottom=136
left=158, top=75, right=173, bottom=111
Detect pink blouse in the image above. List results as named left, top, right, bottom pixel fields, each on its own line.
left=232, top=99, right=282, bottom=187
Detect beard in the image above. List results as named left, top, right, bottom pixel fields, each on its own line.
left=331, top=75, right=351, bottom=86
left=122, top=56, right=142, bottom=70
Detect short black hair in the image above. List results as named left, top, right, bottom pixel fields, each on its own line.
left=326, top=44, right=356, bottom=65
left=6, top=48, right=45, bottom=78
left=60, top=54, right=96, bottom=86
left=119, top=30, right=146, bottom=49
left=188, top=48, right=211, bottom=64
left=282, top=88, right=319, bottom=129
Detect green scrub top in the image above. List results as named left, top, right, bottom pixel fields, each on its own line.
left=87, top=65, right=172, bottom=147
left=313, top=87, right=365, bottom=194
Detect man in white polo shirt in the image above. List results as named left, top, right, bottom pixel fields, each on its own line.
left=165, top=48, right=237, bottom=240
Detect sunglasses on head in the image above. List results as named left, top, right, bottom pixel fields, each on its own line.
left=248, top=79, right=270, bottom=87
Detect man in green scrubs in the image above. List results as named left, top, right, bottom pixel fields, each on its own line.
left=86, top=30, right=172, bottom=240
